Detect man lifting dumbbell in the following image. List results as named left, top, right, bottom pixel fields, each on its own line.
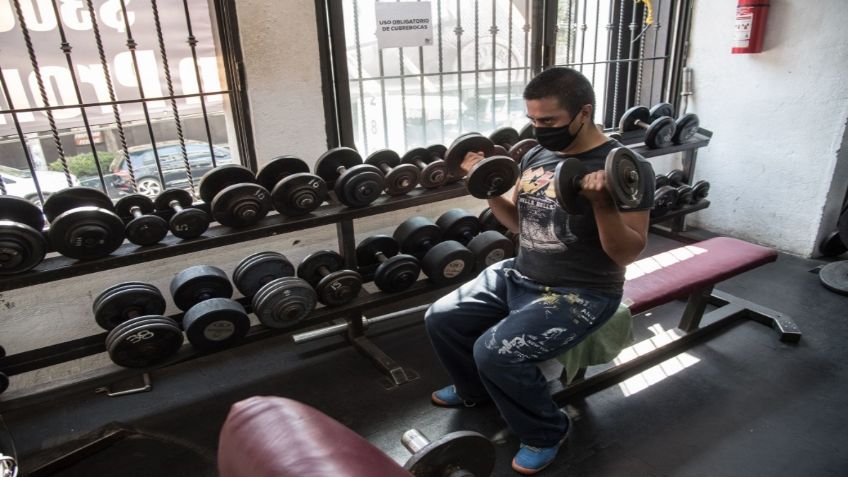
left=424, top=67, right=654, bottom=475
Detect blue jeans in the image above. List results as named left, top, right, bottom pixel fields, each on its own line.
left=425, top=258, right=622, bottom=447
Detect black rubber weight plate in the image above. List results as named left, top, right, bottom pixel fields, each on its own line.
left=820, top=261, right=848, bottom=295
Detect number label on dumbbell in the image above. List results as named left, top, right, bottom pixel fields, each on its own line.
left=204, top=320, right=236, bottom=341
left=484, top=250, right=505, bottom=266
left=126, top=329, right=156, bottom=344
left=174, top=223, right=190, bottom=232
left=443, top=259, right=466, bottom=279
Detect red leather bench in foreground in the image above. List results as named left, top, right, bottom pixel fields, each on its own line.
left=218, top=237, right=801, bottom=476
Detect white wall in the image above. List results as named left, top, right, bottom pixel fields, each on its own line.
left=685, top=0, right=848, bottom=256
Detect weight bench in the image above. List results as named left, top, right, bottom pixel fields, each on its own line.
left=550, top=236, right=801, bottom=403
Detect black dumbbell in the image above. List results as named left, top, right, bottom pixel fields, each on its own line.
left=692, top=180, right=710, bottom=203
left=467, top=230, right=515, bottom=270
left=43, top=187, right=125, bottom=260
left=198, top=164, right=272, bottom=228
left=256, top=156, right=328, bottom=216
left=436, top=209, right=514, bottom=268
left=489, top=126, right=520, bottom=155
left=619, top=106, right=676, bottom=149
left=478, top=207, right=518, bottom=244
left=673, top=113, right=700, bottom=144
left=394, top=217, right=475, bottom=285
left=400, top=428, right=495, bottom=477
left=365, top=149, right=420, bottom=196
left=356, top=235, right=420, bottom=293
left=233, top=250, right=316, bottom=329
left=651, top=186, right=679, bottom=217
left=297, top=250, right=363, bottom=306
left=170, top=265, right=249, bottom=351
left=315, top=147, right=385, bottom=208
left=154, top=188, right=210, bottom=239
left=0, top=195, right=47, bottom=274
left=114, top=194, right=169, bottom=246
left=402, top=147, right=448, bottom=189
left=436, top=209, right=480, bottom=245
left=666, top=169, right=707, bottom=208
left=507, top=138, right=540, bottom=163
left=105, top=314, right=183, bottom=368
left=649, top=102, right=675, bottom=122
left=554, top=147, right=651, bottom=215
left=92, top=281, right=167, bottom=331
left=444, top=133, right=519, bottom=198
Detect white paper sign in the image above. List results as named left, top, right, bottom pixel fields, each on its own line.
left=375, top=1, right=433, bottom=49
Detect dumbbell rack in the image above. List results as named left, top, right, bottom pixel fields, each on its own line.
left=0, top=128, right=713, bottom=410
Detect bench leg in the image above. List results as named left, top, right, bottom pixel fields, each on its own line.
left=678, top=286, right=713, bottom=332
left=710, top=290, right=802, bottom=343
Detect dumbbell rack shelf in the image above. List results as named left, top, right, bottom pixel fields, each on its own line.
left=0, top=129, right=714, bottom=408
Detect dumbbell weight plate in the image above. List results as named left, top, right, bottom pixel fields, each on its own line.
left=692, top=180, right=710, bottom=202
left=252, top=276, right=317, bottom=328
left=819, top=261, right=848, bottom=296
left=489, top=127, right=520, bottom=149
left=115, top=194, right=168, bottom=246
left=466, top=156, right=519, bottom=198
left=427, top=144, right=447, bottom=160
left=508, top=138, right=539, bottom=163
left=93, top=281, right=166, bottom=330
left=170, top=265, right=233, bottom=311
left=211, top=183, right=272, bottom=228
left=618, top=106, right=651, bottom=132
left=666, top=169, right=686, bottom=185
left=394, top=216, right=443, bottom=260
left=356, top=234, right=400, bottom=267
left=649, top=102, right=674, bottom=122
left=154, top=189, right=210, bottom=239
left=297, top=250, right=362, bottom=306
left=554, top=157, right=590, bottom=216
left=232, top=251, right=295, bottom=298
left=183, top=298, right=250, bottom=351
left=819, top=231, right=847, bottom=257
left=366, top=150, right=419, bottom=196
left=436, top=209, right=480, bottom=245
left=198, top=165, right=257, bottom=204
left=644, top=116, right=676, bottom=149
left=315, top=148, right=384, bottom=207
left=48, top=206, right=125, bottom=260
left=256, top=156, right=311, bottom=190
left=421, top=240, right=475, bottom=286
left=106, top=315, right=183, bottom=368
left=444, top=134, right=495, bottom=184
left=43, top=187, right=115, bottom=221
left=605, top=147, right=646, bottom=210
left=651, top=186, right=678, bottom=217
left=675, top=185, right=695, bottom=208
left=402, top=148, right=447, bottom=189
left=272, top=173, right=328, bottom=216
left=1, top=195, right=45, bottom=231
left=356, top=235, right=420, bottom=293
left=518, top=123, right=535, bottom=140
left=315, top=147, right=362, bottom=189
left=478, top=208, right=508, bottom=234
left=654, top=174, right=670, bottom=189
left=467, top=230, right=515, bottom=269
left=403, top=430, right=496, bottom=477
left=673, top=113, right=700, bottom=144
left=0, top=220, right=47, bottom=275
left=492, top=145, right=508, bottom=156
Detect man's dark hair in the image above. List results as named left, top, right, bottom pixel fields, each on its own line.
left=523, top=67, right=596, bottom=119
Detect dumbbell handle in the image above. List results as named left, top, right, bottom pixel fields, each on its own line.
left=317, top=265, right=332, bottom=277
left=335, top=165, right=348, bottom=175
left=378, top=163, right=392, bottom=175
left=374, top=251, right=388, bottom=264
left=129, top=206, right=144, bottom=220
left=634, top=119, right=651, bottom=129
left=169, top=200, right=185, bottom=213
left=401, top=429, right=431, bottom=454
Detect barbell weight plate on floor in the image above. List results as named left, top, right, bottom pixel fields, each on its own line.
left=444, top=133, right=495, bottom=184
left=651, top=186, right=679, bottom=217
left=692, top=180, right=710, bottom=202
left=182, top=298, right=250, bottom=351
left=605, top=147, right=646, bottom=209
left=402, top=148, right=447, bottom=189
left=297, top=250, right=362, bottom=306
left=618, top=106, right=651, bottom=133
left=115, top=194, right=168, bottom=246
left=478, top=208, right=508, bottom=234
left=649, top=102, right=675, bottom=122
left=403, top=430, right=496, bottom=477
left=232, top=251, right=295, bottom=298
left=466, top=156, right=519, bottom=198
left=436, top=209, right=480, bottom=245
left=819, top=261, right=848, bottom=296
left=93, top=282, right=167, bottom=331
left=467, top=230, right=515, bottom=269
left=106, top=315, right=183, bottom=368
left=154, top=189, right=210, bottom=239
left=256, top=156, right=311, bottom=191
left=489, top=126, right=520, bottom=148
left=644, top=116, right=676, bottom=149
left=818, top=231, right=847, bottom=257
left=421, top=240, right=475, bottom=286
left=673, top=113, right=700, bottom=144
left=315, top=147, right=363, bottom=189
left=170, top=265, right=234, bottom=312
left=210, top=183, right=273, bottom=228
left=675, top=185, right=695, bottom=208
left=271, top=173, right=327, bottom=216
left=507, top=138, right=539, bottom=163
left=42, top=187, right=115, bottom=222
left=0, top=220, right=47, bottom=275
left=518, top=122, right=535, bottom=140
left=394, top=216, right=443, bottom=260
left=554, top=157, right=590, bottom=216
left=48, top=206, right=126, bottom=260
left=252, top=276, right=317, bottom=328
left=198, top=165, right=257, bottom=204
left=1, top=195, right=45, bottom=231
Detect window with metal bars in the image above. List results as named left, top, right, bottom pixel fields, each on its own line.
left=0, top=0, right=252, bottom=206
left=325, top=0, right=682, bottom=155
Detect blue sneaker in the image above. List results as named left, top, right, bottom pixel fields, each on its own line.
left=430, top=385, right=483, bottom=408
left=511, top=414, right=571, bottom=474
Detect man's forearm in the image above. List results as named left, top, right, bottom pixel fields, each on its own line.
left=592, top=203, right=647, bottom=266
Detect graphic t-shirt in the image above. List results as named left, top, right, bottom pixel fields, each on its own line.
left=514, top=140, right=653, bottom=291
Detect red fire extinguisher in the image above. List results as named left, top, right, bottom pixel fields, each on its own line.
left=732, top=0, right=769, bottom=54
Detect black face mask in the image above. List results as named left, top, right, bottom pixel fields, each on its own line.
left=534, top=117, right=584, bottom=152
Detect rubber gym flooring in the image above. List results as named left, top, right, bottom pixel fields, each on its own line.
left=5, top=231, right=848, bottom=476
